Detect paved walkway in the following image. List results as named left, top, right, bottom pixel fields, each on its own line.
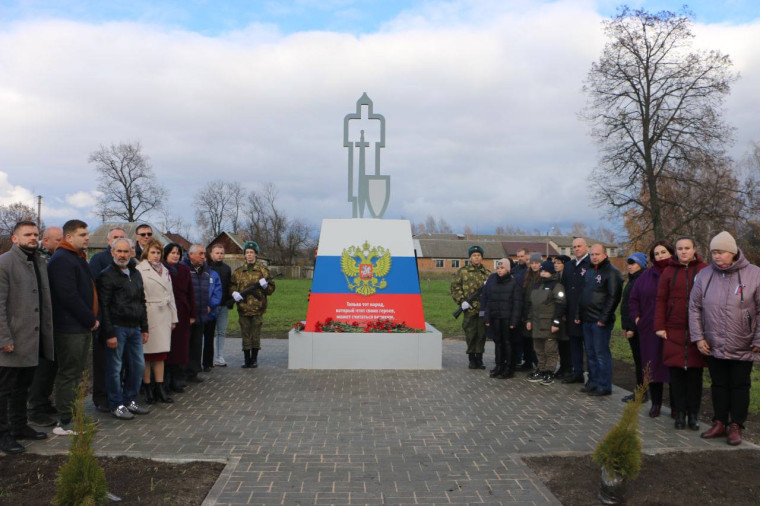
left=30, top=338, right=755, bottom=505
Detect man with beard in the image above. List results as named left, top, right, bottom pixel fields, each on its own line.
left=0, top=221, right=53, bottom=454
left=48, top=220, right=100, bottom=435
left=97, top=238, right=150, bottom=420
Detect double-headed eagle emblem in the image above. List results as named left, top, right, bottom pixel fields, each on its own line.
left=341, top=241, right=391, bottom=295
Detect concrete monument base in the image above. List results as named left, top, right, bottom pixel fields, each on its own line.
left=288, top=322, right=442, bottom=370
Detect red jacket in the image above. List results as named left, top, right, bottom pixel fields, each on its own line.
left=654, top=255, right=708, bottom=368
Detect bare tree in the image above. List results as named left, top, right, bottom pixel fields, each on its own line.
left=90, top=142, right=167, bottom=222
left=583, top=7, right=743, bottom=243
left=424, top=216, right=438, bottom=234
left=194, top=180, right=243, bottom=239
left=436, top=218, right=453, bottom=234
left=0, top=202, right=38, bottom=252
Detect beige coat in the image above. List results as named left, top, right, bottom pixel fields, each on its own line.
left=137, top=260, right=178, bottom=354
left=0, top=245, right=54, bottom=367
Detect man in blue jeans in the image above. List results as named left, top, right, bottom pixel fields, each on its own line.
left=207, top=244, right=232, bottom=368
left=96, top=238, right=151, bottom=420
left=579, top=244, right=622, bottom=396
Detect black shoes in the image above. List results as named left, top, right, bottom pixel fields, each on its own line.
left=0, top=434, right=25, bottom=454
left=588, top=389, right=612, bottom=396
left=562, top=375, right=585, bottom=384
left=687, top=412, right=700, bottom=431
left=242, top=350, right=253, bottom=368
left=580, top=384, right=596, bottom=393
left=675, top=411, right=686, bottom=430
left=153, top=382, right=174, bottom=404
left=186, top=375, right=204, bottom=383
left=526, top=371, right=545, bottom=383
left=11, top=425, right=47, bottom=440
left=142, top=382, right=155, bottom=404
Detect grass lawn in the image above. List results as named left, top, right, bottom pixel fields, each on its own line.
left=224, top=276, right=760, bottom=413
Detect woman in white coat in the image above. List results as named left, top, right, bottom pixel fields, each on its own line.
left=137, top=239, right=178, bottom=404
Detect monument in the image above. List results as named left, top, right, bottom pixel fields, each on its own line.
left=288, top=93, right=442, bottom=369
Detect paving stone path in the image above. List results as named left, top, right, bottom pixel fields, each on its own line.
left=31, top=338, right=755, bottom=505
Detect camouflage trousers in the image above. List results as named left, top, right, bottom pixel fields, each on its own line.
left=462, top=311, right=486, bottom=354
left=239, top=314, right=263, bottom=351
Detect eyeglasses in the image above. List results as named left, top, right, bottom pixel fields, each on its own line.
left=137, top=232, right=153, bottom=237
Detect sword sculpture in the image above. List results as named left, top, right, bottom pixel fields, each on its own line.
left=343, top=93, right=390, bottom=218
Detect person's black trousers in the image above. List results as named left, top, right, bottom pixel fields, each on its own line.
left=186, top=322, right=204, bottom=377
left=669, top=366, right=703, bottom=414
left=0, top=366, right=35, bottom=435
left=27, top=356, right=57, bottom=416
left=202, top=320, right=216, bottom=370
left=626, top=331, right=644, bottom=387
left=707, top=357, right=753, bottom=427
left=92, top=333, right=108, bottom=409
left=490, top=318, right=512, bottom=369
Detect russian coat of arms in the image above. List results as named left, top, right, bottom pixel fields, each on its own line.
left=341, top=241, right=392, bottom=295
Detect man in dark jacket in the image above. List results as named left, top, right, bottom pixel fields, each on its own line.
left=88, top=227, right=127, bottom=413
left=182, top=244, right=219, bottom=381
left=47, top=220, right=100, bottom=435
left=97, top=238, right=150, bottom=420
left=561, top=237, right=592, bottom=384
left=579, top=244, right=623, bottom=396
left=207, top=244, right=232, bottom=368
left=0, top=221, right=53, bottom=454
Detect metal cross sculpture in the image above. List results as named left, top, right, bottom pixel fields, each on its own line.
left=343, top=93, right=390, bottom=218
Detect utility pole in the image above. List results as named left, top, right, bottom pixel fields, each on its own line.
left=37, top=195, right=42, bottom=229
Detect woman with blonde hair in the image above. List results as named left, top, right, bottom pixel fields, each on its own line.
left=136, top=238, right=178, bottom=404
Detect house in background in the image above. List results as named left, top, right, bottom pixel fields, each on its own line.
left=88, top=222, right=173, bottom=258
left=413, top=233, right=619, bottom=275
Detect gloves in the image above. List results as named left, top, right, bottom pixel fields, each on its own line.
left=259, top=278, right=268, bottom=288
left=461, top=301, right=472, bottom=311
left=232, top=291, right=243, bottom=302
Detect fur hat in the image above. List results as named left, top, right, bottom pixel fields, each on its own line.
left=709, top=231, right=738, bottom=254
left=242, top=241, right=260, bottom=254
left=626, top=252, right=648, bottom=269
left=468, top=245, right=484, bottom=257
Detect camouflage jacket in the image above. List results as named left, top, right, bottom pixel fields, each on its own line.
left=450, top=263, right=490, bottom=311
left=230, top=261, right=276, bottom=316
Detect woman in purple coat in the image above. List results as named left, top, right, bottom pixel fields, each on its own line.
left=629, top=240, right=675, bottom=418
left=163, top=243, right=196, bottom=393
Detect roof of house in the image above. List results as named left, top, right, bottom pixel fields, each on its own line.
left=415, top=239, right=507, bottom=259
left=413, top=233, right=615, bottom=249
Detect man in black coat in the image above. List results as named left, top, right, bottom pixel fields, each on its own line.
left=47, top=220, right=100, bottom=435
left=97, top=238, right=150, bottom=420
left=578, top=244, right=623, bottom=397
left=88, top=227, right=127, bottom=413
left=561, top=237, right=592, bottom=384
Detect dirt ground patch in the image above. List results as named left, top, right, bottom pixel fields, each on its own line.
left=0, top=455, right=224, bottom=505
left=524, top=450, right=760, bottom=505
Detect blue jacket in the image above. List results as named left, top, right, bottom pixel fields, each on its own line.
left=182, top=259, right=221, bottom=323
left=48, top=246, right=97, bottom=333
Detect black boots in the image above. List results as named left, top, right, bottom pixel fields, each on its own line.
left=490, top=365, right=503, bottom=378
left=242, top=349, right=252, bottom=368
left=687, top=412, right=700, bottom=431
left=475, top=353, right=485, bottom=369
left=142, top=382, right=154, bottom=404
left=167, top=366, right=185, bottom=393
left=251, top=349, right=259, bottom=368
left=468, top=354, right=477, bottom=369
left=675, top=411, right=686, bottom=430
left=153, top=382, right=174, bottom=404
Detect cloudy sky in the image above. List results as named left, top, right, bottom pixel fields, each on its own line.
left=1, top=0, right=758, bottom=238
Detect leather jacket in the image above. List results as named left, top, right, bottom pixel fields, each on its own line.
left=579, top=257, right=623, bottom=325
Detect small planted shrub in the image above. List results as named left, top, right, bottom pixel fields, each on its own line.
left=54, top=374, right=107, bottom=506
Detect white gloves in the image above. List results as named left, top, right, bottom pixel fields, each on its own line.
left=259, top=278, right=268, bottom=288
left=232, top=291, right=243, bottom=302
left=461, top=301, right=472, bottom=311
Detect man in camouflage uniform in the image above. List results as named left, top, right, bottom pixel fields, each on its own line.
left=451, top=245, right=490, bottom=369
left=231, top=241, right=275, bottom=368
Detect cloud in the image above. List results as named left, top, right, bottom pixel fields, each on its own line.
left=0, top=1, right=758, bottom=235
left=65, top=190, right=100, bottom=208
left=0, top=171, right=36, bottom=206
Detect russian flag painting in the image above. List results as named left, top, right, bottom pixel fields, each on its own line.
left=305, top=219, right=425, bottom=331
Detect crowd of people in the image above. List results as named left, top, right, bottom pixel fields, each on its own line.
left=452, top=233, right=760, bottom=445
left=0, top=220, right=274, bottom=455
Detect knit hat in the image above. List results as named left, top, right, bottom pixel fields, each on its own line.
left=529, top=252, right=542, bottom=264
left=496, top=258, right=511, bottom=271
left=554, top=255, right=571, bottom=264
left=468, top=245, right=484, bottom=257
left=626, top=252, right=648, bottom=269
left=540, top=260, right=555, bottom=274
left=243, top=241, right=260, bottom=254
left=709, top=231, right=738, bottom=254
